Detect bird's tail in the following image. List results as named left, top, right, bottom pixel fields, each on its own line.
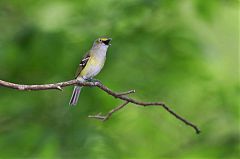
left=69, top=86, right=82, bottom=106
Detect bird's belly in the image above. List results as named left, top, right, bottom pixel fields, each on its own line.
left=85, top=65, right=102, bottom=77
left=80, top=57, right=105, bottom=79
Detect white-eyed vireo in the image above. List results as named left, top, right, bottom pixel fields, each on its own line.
left=69, top=37, right=112, bottom=106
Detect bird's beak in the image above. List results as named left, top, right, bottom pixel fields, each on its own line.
left=102, top=38, right=112, bottom=46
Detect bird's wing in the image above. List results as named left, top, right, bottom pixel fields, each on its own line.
left=75, top=52, right=90, bottom=78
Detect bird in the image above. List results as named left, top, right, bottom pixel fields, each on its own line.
left=69, top=37, right=112, bottom=106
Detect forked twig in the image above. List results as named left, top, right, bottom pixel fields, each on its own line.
left=88, top=101, right=129, bottom=121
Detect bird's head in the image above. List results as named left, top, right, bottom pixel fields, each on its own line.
left=93, top=37, right=112, bottom=47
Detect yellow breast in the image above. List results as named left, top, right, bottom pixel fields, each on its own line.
left=80, top=56, right=105, bottom=78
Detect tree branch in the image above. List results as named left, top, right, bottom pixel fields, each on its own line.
left=115, top=90, right=135, bottom=96
left=88, top=101, right=129, bottom=121
left=0, top=79, right=201, bottom=134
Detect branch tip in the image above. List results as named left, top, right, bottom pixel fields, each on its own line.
left=116, top=89, right=136, bottom=96
left=56, top=86, right=63, bottom=91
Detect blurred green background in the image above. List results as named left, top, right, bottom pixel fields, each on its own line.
left=0, top=0, right=239, bottom=158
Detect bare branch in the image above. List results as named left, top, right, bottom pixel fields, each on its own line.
left=116, top=89, right=136, bottom=96
left=56, top=86, right=63, bottom=91
left=88, top=101, right=129, bottom=121
left=0, top=79, right=92, bottom=90
left=0, top=79, right=200, bottom=134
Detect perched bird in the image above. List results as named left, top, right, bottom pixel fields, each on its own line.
left=69, top=37, right=112, bottom=106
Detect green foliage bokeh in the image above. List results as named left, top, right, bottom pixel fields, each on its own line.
left=0, top=0, right=239, bottom=158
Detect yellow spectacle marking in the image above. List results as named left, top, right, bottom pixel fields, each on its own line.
left=100, top=38, right=108, bottom=41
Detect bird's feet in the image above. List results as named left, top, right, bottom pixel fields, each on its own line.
left=86, top=78, right=102, bottom=85
left=86, top=78, right=100, bottom=82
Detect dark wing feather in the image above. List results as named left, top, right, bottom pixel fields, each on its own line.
left=75, top=52, right=90, bottom=78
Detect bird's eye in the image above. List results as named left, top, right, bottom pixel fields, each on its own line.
left=99, top=39, right=102, bottom=42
